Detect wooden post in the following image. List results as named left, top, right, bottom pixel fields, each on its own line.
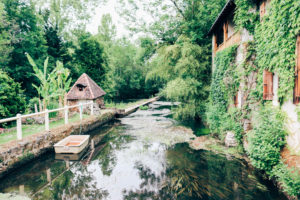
left=79, top=103, right=83, bottom=121
left=66, top=159, right=70, bottom=169
left=34, top=104, right=38, bottom=113
left=91, top=139, right=95, bottom=150
left=19, top=185, right=24, bottom=195
left=46, top=168, right=51, bottom=183
left=39, top=98, right=42, bottom=112
left=64, top=106, right=68, bottom=125
left=45, top=109, right=49, bottom=131
left=90, top=102, right=94, bottom=115
left=17, top=114, right=22, bottom=140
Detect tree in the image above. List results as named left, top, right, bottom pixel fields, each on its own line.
left=31, top=0, right=107, bottom=40
left=0, top=70, right=26, bottom=121
left=75, top=37, right=108, bottom=88
left=0, top=1, right=15, bottom=67
left=2, top=0, right=48, bottom=99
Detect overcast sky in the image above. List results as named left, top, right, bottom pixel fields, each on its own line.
left=86, top=0, right=130, bottom=38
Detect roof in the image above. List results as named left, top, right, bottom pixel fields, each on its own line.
left=208, top=0, right=236, bottom=36
left=208, top=0, right=261, bottom=36
left=66, top=73, right=106, bottom=100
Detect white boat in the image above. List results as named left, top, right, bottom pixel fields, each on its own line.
left=54, top=135, right=90, bottom=154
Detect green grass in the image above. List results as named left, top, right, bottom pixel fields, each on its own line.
left=105, top=99, right=147, bottom=109
left=0, top=114, right=90, bottom=145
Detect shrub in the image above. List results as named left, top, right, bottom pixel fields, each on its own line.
left=0, top=70, right=26, bottom=125
left=247, top=104, right=286, bottom=172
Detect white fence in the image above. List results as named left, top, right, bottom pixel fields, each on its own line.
left=0, top=102, right=94, bottom=140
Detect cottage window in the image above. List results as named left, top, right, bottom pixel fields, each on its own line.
left=294, top=36, right=300, bottom=104
left=76, top=83, right=87, bottom=91
left=263, top=70, right=273, bottom=100
left=215, top=26, right=224, bottom=47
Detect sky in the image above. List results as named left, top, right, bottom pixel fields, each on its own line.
left=86, top=0, right=130, bottom=38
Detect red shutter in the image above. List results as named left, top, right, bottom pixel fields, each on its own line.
left=294, top=36, right=300, bottom=104
left=260, top=1, right=266, bottom=20
left=263, top=70, right=273, bottom=100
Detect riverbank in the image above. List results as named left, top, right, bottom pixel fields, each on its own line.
left=0, top=97, right=159, bottom=179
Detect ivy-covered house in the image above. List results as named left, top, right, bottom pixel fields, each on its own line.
left=207, top=0, right=300, bottom=197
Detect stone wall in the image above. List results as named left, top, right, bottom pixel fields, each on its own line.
left=0, top=110, right=116, bottom=179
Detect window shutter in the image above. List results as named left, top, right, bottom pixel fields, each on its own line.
left=223, top=21, right=228, bottom=41
left=234, top=93, right=238, bottom=107
left=260, top=1, right=266, bottom=20
left=263, top=70, right=273, bottom=100
left=294, top=36, right=300, bottom=104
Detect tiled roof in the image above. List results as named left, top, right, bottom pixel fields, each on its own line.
left=66, top=73, right=106, bottom=100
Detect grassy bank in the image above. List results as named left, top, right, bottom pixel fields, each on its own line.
left=0, top=114, right=90, bottom=145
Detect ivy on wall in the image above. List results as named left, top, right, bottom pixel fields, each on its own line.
left=206, top=45, right=243, bottom=141
left=207, top=0, right=300, bottom=197
left=234, top=0, right=259, bottom=34
left=255, top=0, right=300, bottom=101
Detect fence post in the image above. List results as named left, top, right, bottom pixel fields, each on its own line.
left=64, top=106, right=68, bottom=124
left=90, top=102, right=94, bottom=115
left=79, top=103, right=83, bottom=121
left=45, top=109, right=49, bottom=131
left=16, top=114, right=22, bottom=140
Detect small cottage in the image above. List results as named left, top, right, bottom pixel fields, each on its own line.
left=66, top=73, right=106, bottom=112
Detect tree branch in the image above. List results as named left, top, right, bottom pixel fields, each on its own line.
left=169, top=0, right=186, bottom=20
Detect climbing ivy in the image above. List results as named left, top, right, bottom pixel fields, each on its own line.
left=234, top=0, right=259, bottom=34
left=255, top=0, right=300, bottom=101
left=207, top=0, right=300, bottom=197
left=206, top=45, right=243, bottom=141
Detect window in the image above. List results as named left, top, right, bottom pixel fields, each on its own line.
left=263, top=70, right=273, bottom=100
left=294, top=36, right=300, bottom=104
left=216, top=26, right=224, bottom=47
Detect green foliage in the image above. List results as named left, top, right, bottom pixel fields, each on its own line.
left=247, top=105, right=286, bottom=172
left=27, top=54, right=71, bottom=109
left=206, top=45, right=243, bottom=141
left=234, top=0, right=259, bottom=34
left=255, top=0, right=300, bottom=101
left=75, top=37, right=107, bottom=88
left=270, top=162, right=300, bottom=197
left=139, top=105, right=149, bottom=110
left=148, top=36, right=211, bottom=120
left=0, top=70, right=26, bottom=121
left=2, top=0, right=48, bottom=98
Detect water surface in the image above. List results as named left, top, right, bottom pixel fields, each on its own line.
left=0, top=101, right=287, bottom=200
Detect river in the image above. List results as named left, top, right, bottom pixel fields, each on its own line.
left=0, top=101, right=287, bottom=200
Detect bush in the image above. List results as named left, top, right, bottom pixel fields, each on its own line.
left=0, top=70, right=26, bottom=125
left=247, top=105, right=286, bottom=172
left=139, top=105, right=149, bottom=110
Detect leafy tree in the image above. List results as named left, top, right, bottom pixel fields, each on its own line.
left=147, top=36, right=211, bottom=120
left=0, top=1, right=15, bottom=67
left=32, top=0, right=107, bottom=40
left=0, top=70, right=26, bottom=121
left=2, top=0, right=48, bottom=99
left=75, top=37, right=108, bottom=88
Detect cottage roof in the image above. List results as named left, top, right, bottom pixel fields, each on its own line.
left=208, top=0, right=236, bottom=36
left=66, top=73, right=106, bottom=100
left=208, top=0, right=261, bottom=36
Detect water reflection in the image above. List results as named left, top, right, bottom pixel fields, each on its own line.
left=0, top=101, right=287, bottom=200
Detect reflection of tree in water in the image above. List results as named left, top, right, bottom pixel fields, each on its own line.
left=123, top=162, right=172, bottom=200
left=35, top=163, right=108, bottom=200
left=122, top=143, right=280, bottom=200
left=163, top=143, right=277, bottom=200
left=94, top=126, right=134, bottom=176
